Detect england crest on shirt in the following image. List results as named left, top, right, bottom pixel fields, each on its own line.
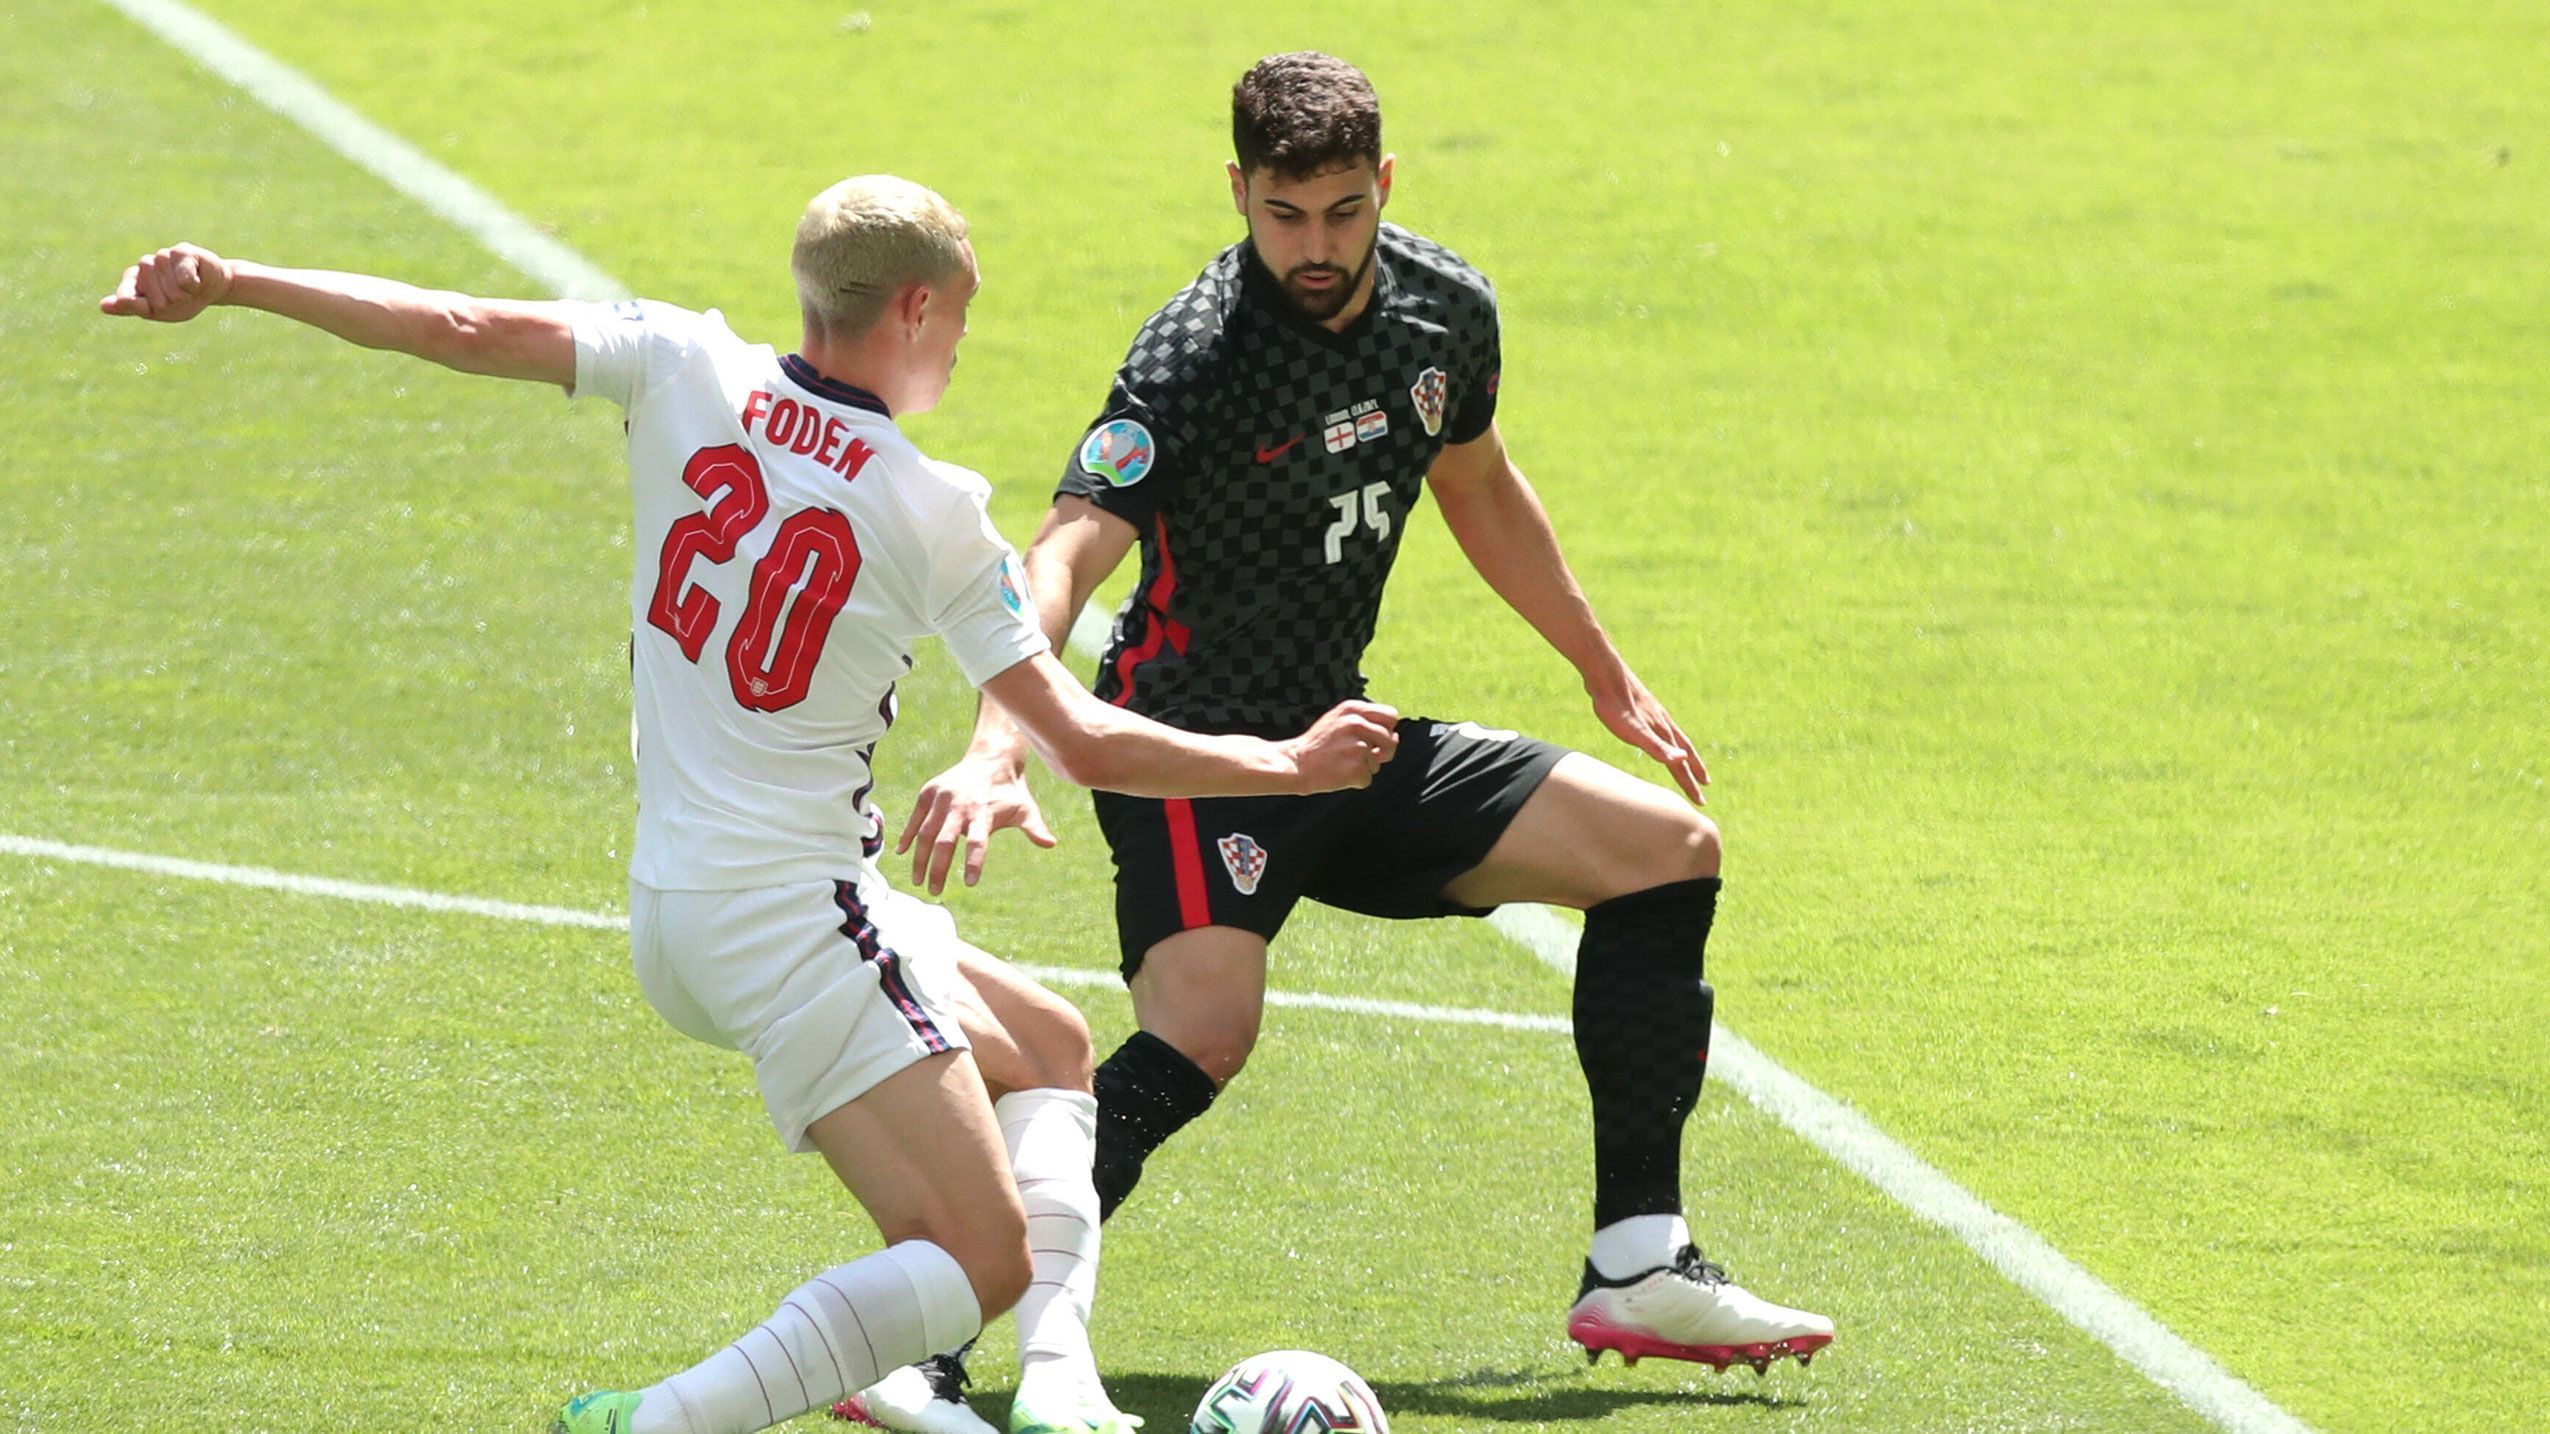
left=1217, top=832, right=1268, bottom=896
left=1410, top=366, right=1448, bottom=437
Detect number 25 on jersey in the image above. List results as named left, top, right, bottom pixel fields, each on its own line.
left=648, top=444, right=862, bottom=713
left=1324, top=481, right=1393, bottom=564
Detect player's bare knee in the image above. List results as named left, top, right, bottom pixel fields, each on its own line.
left=1142, top=1015, right=1249, bottom=1081
left=1013, top=991, right=1096, bottom=1091
left=1162, top=1022, right=1257, bottom=1087
left=1676, top=810, right=1723, bottom=882
left=1036, top=1004, right=1097, bottom=1091
left=1191, top=1040, right=1252, bottom=1087
left=983, top=1236, right=1033, bottom=1317
left=961, top=1236, right=1034, bottom=1320
left=1594, top=803, right=1720, bottom=898
left=934, top=1216, right=1031, bottom=1318
left=1131, top=941, right=1267, bottom=1087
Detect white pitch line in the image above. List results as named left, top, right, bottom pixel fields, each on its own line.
left=0, top=833, right=1564, bottom=1043
left=76, top=6, right=2313, bottom=1430
left=1020, top=958, right=1567, bottom=1035
left=0, top=833, right=625, bottom=930
left=94, top=0, right=624, bottom=302
left=1487, top=906, right=2312, bottom=1434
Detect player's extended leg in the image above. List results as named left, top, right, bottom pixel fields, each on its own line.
left=838, top=952, right=1134, bottom=1434
left=1093, top=925, right=1270, bottom=1219
left=1442, top=753, right=1833, bottom=1372
left=561, top=1050, right=1024, bottom=1434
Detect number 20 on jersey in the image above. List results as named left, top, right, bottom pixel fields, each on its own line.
left=647, top=444, right=861, bottom=713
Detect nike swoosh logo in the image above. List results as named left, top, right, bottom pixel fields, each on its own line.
left=1255, top=435, right=1304, bottom=463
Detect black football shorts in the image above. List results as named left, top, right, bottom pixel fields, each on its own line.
left=1090, top=717, right=1568, bottom=976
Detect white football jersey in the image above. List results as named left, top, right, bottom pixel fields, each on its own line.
left=570, top=300, right=1046, bottom=890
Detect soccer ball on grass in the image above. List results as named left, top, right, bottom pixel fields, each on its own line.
left=1188, top=1349, right=1388, bottom=1433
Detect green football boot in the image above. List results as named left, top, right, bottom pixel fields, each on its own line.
left=554, top=1389, right=646, bottom=1434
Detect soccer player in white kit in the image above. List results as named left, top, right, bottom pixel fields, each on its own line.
left=101, top=176, right=1399, bottom=1434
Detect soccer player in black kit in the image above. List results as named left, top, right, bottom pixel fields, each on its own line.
left=858, top=50, right=1832, bottom=1434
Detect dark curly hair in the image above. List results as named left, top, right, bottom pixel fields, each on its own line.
left=1232, top=52, right=1382, bottom=180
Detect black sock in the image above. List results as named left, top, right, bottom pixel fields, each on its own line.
left=1092, top=1029, right=1219, bottom=1221
left=1573, top=876, right=1720, bottom=1230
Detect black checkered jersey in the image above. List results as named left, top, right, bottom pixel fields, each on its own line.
left=1057, top=224, right=1502, bottom=737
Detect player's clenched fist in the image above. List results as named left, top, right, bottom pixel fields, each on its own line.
left=100, top=244, right=233, bottom=323
left=1283, top=700, right=1401, bottom=792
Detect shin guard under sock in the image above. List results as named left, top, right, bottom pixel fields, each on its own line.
left=1091, top=1030, right=1218, bottom=1221
left=633, top=1239, right=979, bottom=1434
left=1573, top=876, right=1720, bottom=1230
left=996, top=1088, right=1103, bottom=1378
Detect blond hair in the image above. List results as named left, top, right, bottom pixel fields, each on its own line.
left=792, top=175, right=971, bottom=338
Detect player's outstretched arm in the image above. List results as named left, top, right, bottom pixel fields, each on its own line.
left=898, top=498, right=1141, bottom=892
left=978, top=652, right=1395, bottom=800
left=102, top=244, right=576, bottom=388
left=1426, top=420, right=1709, bottom=805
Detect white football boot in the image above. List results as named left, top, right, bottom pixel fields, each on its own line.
left=1007, top=1363, right=1144, bottom=1434
left=831, top=1352, right=996, bottom=1434
left=1566, top=1245, right=1835, bottom=1373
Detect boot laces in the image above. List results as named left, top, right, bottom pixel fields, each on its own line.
left=1669, top=1244, right=1730, bottom=1288
left=920, top=1350, right=973, bottom=1403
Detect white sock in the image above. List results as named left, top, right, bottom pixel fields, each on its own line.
left=631, top=1239, right=981, bottom=1434
left=997, top=1088, right=1103, bottom=1386
left=1589, top=1213, right=1692, bottom=1281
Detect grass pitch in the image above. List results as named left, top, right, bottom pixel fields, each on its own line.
left=7, top=0, right=2547, bottom=1430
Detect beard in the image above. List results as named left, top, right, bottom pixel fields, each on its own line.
left=1279, top=236, right=1378, bottom=321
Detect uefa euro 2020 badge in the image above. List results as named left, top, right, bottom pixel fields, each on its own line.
left=1217, top=833, right=1268, bottom=896
left=996, top=556, right=1029, bottom=615
left=1079, top=418, right=1155, bottom=487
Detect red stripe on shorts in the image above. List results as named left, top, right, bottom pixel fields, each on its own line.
left=1162, top=797, right=1212, bottom=930
left=875, top=953, right=953, bottom=1054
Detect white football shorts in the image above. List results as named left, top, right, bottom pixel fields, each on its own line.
left=630, top=873, right=975, bottom=1153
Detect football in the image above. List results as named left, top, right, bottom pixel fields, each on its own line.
left=1188, top=1349, right=1390, bottom=1433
